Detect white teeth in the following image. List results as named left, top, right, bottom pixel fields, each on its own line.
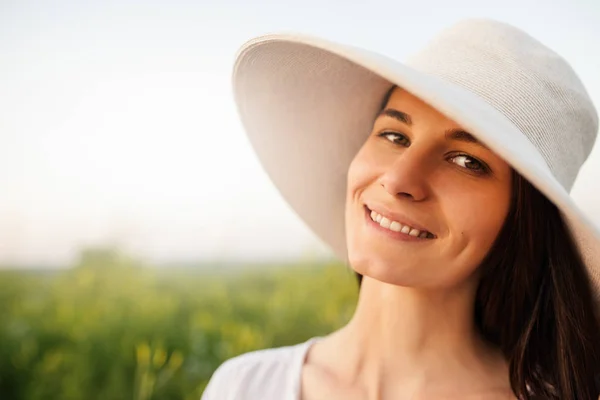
left=380, top=217, right=391, bottom=229
left=389, top=221, right=401, bottom=232
left=409, top=228, right=420, bottom=237
left=368, top=208, right=432, bottom=239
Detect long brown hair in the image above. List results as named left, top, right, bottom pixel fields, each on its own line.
left=475, top=169, right=600, bottom=398
left=355, top=85, right=600, bottom=398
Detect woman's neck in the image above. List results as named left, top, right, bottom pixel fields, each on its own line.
left=311, top=275, right=510, bottom=398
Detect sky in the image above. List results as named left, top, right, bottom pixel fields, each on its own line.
left=1, top=0, right=599, bottom=267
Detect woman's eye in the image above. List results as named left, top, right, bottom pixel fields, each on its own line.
left=450, top=154, right=489, bottom=174
left=378, top=131, right=410, bottom=146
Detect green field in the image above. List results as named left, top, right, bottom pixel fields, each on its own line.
left=0, top=249, right=358, bottom=400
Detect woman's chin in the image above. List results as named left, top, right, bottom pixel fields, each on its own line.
left=349, top=253, right=424, bottom=287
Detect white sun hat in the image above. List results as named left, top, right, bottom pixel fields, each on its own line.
left=231, top=18, right=600, bottom=305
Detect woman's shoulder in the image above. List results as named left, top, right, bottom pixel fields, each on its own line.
left=201, top=337, right=320, bottom=400
left=209, top=340, right=309, bottom=377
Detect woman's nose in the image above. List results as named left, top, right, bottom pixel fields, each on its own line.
left=378, top=148, right=431, bottom=201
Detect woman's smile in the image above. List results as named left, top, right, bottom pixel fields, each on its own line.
left=363, top=205, right=436, bottom=241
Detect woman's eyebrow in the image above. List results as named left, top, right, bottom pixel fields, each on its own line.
left=445, top=128, right=488, bottom=149
left=378, top=108, right=412, bottom=125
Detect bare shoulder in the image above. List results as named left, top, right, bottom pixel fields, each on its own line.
left=300, top=363, right=365, bottom=400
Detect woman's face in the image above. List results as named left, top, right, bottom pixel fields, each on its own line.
left=345, top=87, right=513, bottom=289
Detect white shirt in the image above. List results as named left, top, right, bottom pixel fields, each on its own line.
left=201, top=337, right=320, bottom=400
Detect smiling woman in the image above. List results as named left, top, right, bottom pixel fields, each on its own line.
left=202, top=18, right=600, bottom=399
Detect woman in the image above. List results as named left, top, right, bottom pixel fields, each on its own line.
left=203, top=19, right=600, bottom=399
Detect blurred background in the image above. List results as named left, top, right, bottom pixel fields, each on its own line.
left=1, top=0, right=599, bottom=398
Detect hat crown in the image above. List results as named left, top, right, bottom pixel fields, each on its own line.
left=406, top=19, right=598, bottom=190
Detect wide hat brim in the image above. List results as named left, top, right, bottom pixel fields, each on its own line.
left=232, top=33, right=600, bottom=306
